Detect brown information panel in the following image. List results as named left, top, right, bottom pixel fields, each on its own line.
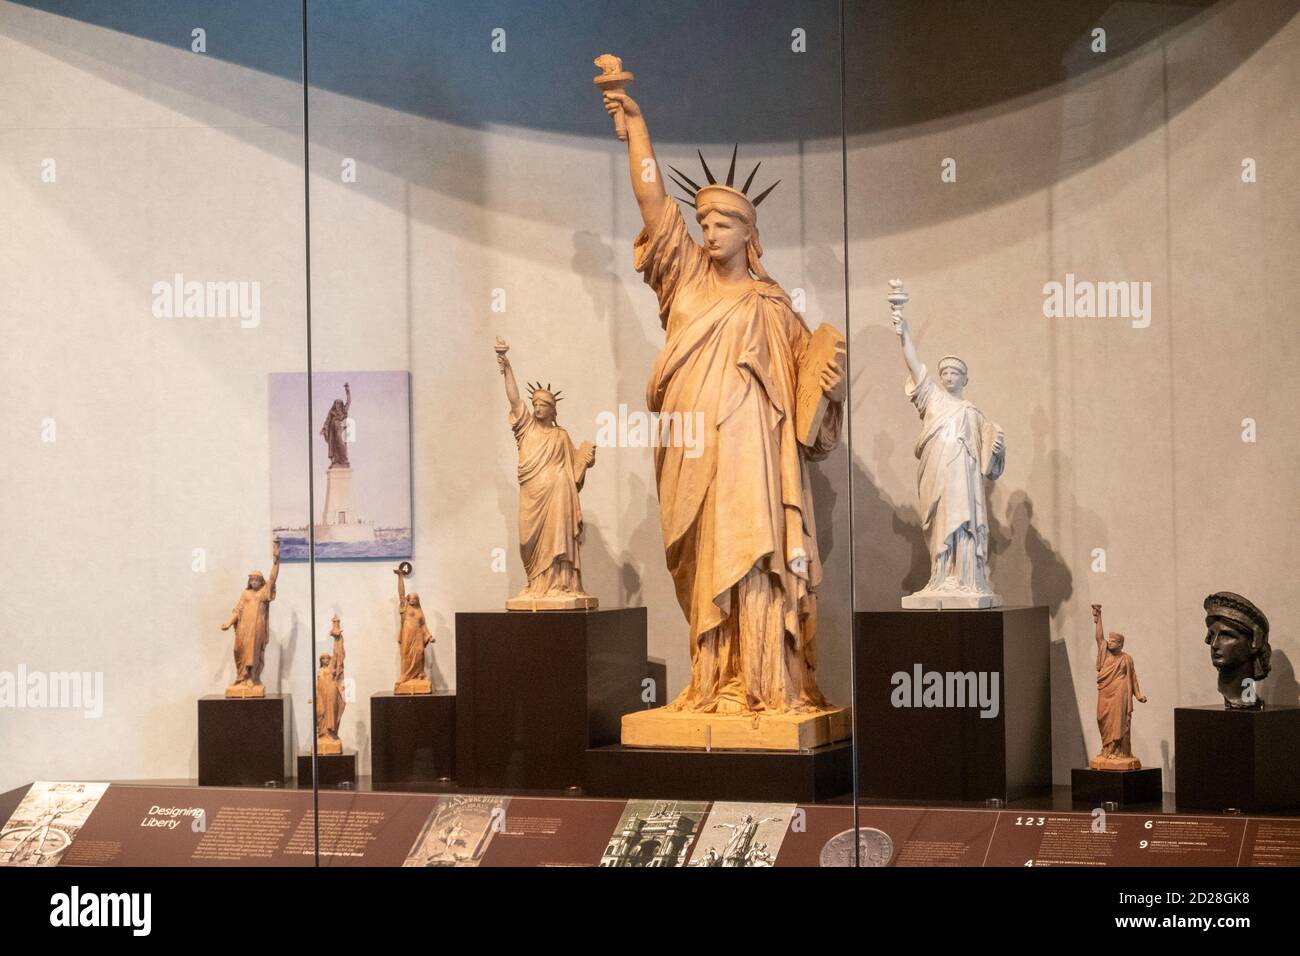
left=59, top=785, right=437, bottom=867
left=1240, top=818, right=1300, bottom=867
left=478, top=797, right=628, bottom=867
left=983, top=811, right=1248, bottom=867
left=6, top=783, right=1297, bottom=867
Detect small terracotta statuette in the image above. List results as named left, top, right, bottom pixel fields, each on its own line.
left=394, top=562, right=434, bottom=694
left=219, top=539, right=281, bottom=698
left=601, top=61, right=846, bottom=717
left=316, top=615, right=346, bottom=755
left=495, top=337, right=598, bottom=611
left=1089, top=604, right=1147, bottom=771
left=1204, top=591, right=1271, bottom=709
left=890, top=280, right=1005, bottom=609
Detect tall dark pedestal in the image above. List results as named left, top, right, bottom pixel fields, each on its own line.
left=1174, top=705, right=1300, bottom=812
left=455, top=607, right=646, bottom=791
left=197, top=695, right=291, bottom=787
left=855, top=607, right=1051, bottom=802
left=370, top=691, right=456, bottom=789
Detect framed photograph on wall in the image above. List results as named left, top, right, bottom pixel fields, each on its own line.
left=269, top=370, right=413, bottom=560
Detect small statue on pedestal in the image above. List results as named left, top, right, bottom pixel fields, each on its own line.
left=1204, top=591, right=1271, bottom=709
left=495, top=337, right=598, bottom=611
left=219, top=539, right=281, bottom=698
left=890, top=280, right=1005, bottom=609
left=394, top=562, right=434, bottom=694
left=316, top=615, right=346, bottom=755
left=1089, top=604, right=1147, bottom=770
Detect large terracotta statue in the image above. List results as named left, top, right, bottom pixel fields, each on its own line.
left=394, top=562, right=434, bottom=694
left=495, top=337, right=598, bottom=610
left=1204, top=591, right=1271, bottom=709
left=1089, top=604, right=1147, bottom=770
left=316, top=615, right=346, bottom=755
left=889, top=280, right=1005, bottom=609
left=602, top=66, right=846, bottom=718
left=219, top=539, right=280, bottom=698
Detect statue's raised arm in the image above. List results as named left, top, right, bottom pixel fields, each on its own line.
left=595, top=54, right=667, bottom=232
left=494, top=337, right=526, bottom=419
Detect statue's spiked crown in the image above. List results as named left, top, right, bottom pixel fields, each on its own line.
left=668, top=145, right=780, bottom=218
left=528, top=382, right=563, bottom=406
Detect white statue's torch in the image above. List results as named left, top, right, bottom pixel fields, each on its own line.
left=887, top=278, right=909, bottom=331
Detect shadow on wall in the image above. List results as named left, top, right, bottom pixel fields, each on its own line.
left=8, top=0, right=1293, bottom=244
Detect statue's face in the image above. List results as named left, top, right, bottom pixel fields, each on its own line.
left=407, top=593, right=420, bottom=608
left=1206, top=618, right=1253, bottom=671
left=939, top=365, right=967, bottom=394
left=247, top=572, right=264, bottom=589
left=699, top=210, right=750, bottom=266
left=319, top=655, right=331, bottom=667
left=1105, top=633, right=1124, bottom=651
left=532, top=396, right=556, bottom=423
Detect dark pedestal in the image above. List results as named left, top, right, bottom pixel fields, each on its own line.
left=370, top=692, right=456, bottom=789
left=586, top=742, right=852, bottom=803
left=297, top=753, right=357, bottom=789
left=1174, top=705, right=1300, bottom=812
left=1071, top=767, right=1163, bottom=807
left=455, top=607, right=647, bottom=790
left=855, top=607, right=1052, bottom=802
left=197, top=695, right=290, bottom=787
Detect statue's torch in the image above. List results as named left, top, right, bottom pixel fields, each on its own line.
left=887, top=278, right=909, bottom=331
left=593, top=53, right=634, bottom=141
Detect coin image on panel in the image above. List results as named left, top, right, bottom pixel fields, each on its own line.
left=819, top=827, right=894, bottom=867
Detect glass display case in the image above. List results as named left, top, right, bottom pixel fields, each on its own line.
left=3, top=0, right=1297, bottom=877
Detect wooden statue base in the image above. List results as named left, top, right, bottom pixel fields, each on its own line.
left=316, top=737, right=343, bottom=756
left=224, top=682, right=266, bottom=699
left=1089, top=754, right=1141, bottom=771
left=505, top=593, right=598, bottom=611
left=394, top=679, right=432, bottom=695
left=621, top=706, right=851, bottom=751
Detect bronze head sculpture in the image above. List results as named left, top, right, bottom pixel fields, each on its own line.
left=1204, top=591, right=1271, bottom=709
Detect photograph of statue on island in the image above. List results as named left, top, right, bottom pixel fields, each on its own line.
left=0, top=781, right=108, bottom=867
left=268, top=371, right=413, bottom=560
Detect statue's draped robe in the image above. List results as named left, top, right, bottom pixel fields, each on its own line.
left=322, top=405, right=349, bottom=467
left=1096, top=651, right=1137, bottom=755
left=511, top=409, right=585, bottom=595
left=635, top=198, right=841, bottom=714
left=397, top=604, right=429, bottom=684
left=906, top=366, right=1004, bottom=592
left=316, top=664, right=343, bottom=740
left=230, top=581, right=274, bottom=684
